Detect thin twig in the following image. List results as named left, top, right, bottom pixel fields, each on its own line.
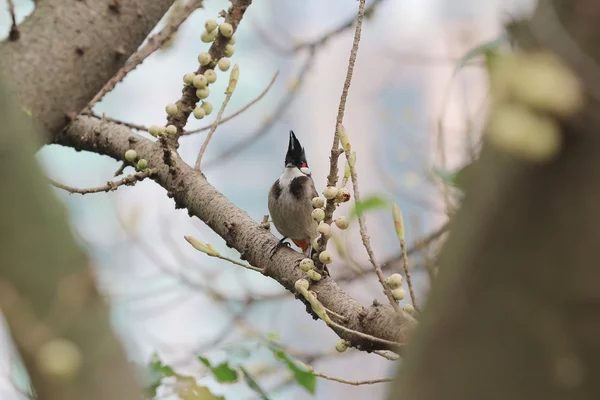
left=114, top=162, right=128, bottom=177
left=399, top=226, right=420, bottom=313
left=49, top=169, right=154, bottom=194
left=85, top=0, right=203, bottom=109
left=195, top=65, right=239, bottom=169
left=184, top=71, right=279, bottom=135
left=382, top=221, right=450, bottom=267
left=327, top=320, right=402, bottom=350
left=342, top=125, right=400, bottom=312
left=373, top=350, right=400, bottom=361
left=7, top=0, right=19, bottom=41
left=216, top=254, right=264, bottom=273
left=320, top=0, right=366, bottom=257
left=203, top=47, right=315, bottom=169
left=84, top=111, right=150, bottom=132
left=310, top=370, right=393, bottom=386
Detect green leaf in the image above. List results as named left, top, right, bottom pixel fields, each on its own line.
left=198, top=356, right=238, bottom=383
left=268, top=345, right=316, bottom=394
left=431, top=163, right=472, bottom=190
left=454, top=34, right=506, bottom=73
left=148, top=354, right=175, bottom=377
left=349, top=195, right=389, bottom=219
left=240, top=366, right=271, bottom=400
left=266, top=332, right=280, bottom=341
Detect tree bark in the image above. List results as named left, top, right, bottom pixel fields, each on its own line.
left=0, top=83, right=140, bottom=400
left=388, top=1, right=600, bottom=399
left=0, top=0, right=176, bottom=143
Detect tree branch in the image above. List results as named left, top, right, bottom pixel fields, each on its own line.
left=0, top=0, right=176, bottom=143
left=54, top=116, right=416, bottom=353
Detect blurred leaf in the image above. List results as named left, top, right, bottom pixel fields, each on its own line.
left=454, top=34, right=506, bottom=72
left=240, top=366, right=271, bottom=400
left=198, top=356, right=238, bottom=383
left=266, top=332, right=280, bottom=341
left=432, top=164, right=472, bottom=190
left=268, top=345, right=316, bottom=394
left=176, top=375, right=225, bottom=400
left=149, top=354, right=175, bottom=377
left=350, top=195, right=389, bottom=218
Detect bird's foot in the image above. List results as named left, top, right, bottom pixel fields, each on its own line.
left=270, top=237, right=291, bottom=259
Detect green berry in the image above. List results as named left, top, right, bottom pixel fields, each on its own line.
left=165, top=125, right=177, bottom=135
left=224, top=44, right=235, bottom=57
left=201, top=101, right=213, bottom=115
left=200, top=29, right=217, bottom=43
left=306, top=269, right=321, bottom=281
left=228, top=35, right=236, bottom=45
left=317, top=222, right=331, bottom=236
left=385, top=273, right=403, bottom=290
left=299, top=258, right=314, bottom=272
left=311, top=208, right=325, bottom=222
left=197, top=52, right=211, bottom=66
left=323, top=186, right=338, bottom=200
left=312, top=197, right=325, bottom=208
left=166, top=103, right=178, bottom=116
left=392, top=288, right=406, bottom=301
left=205, top=19, right=218, bottom=33
left=183, top=73, right=195, bottom=85
left=196, top=87, right=210, bottom=99
left=137, top=159, right=148, bottom=170
left=193, top=74, right=208, bottom=89
left=335, top=339, right=348, bottom=353
left=218, top=57, right=231, bottom=72
left=319, top=251, right=333, bottom=264
left=124, top=149, right=137, bottom=162
left=149, top=125, right=161, bottom=137
left=219, top=22, right=233, bottom=37
left=295, top=279, right=309, bottom=291
left=193, top=106, right=206, bottom=119
left=335, top=216, right=349, bottom=230
left=204, top=69, right=217, bottom=84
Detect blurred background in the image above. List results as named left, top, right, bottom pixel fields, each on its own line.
left=0, top=0, right=535, bottom=398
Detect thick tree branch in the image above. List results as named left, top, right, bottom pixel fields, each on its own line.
left=54, top=116, right=416, bottom=353
left=0, top=0, right=176, bottom=143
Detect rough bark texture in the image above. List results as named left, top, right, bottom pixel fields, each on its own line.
left=0, top=0, right=175, bottom=143
left=0, top=84, right=140, bottom=400
left=54, top=116, right=416, bottom=352
left=388, top=1, right=600, bottom=399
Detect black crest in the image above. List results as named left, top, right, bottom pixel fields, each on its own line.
left=285, top=131, right=308, bottom=168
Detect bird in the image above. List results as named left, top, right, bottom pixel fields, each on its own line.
left=268, top=131, right=320, bottom=263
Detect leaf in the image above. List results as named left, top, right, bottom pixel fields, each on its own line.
left=349, top=195, right=389, bottom=218
left=454, top=34, right=506, bottom=73
left=268, top=345, right=316, bottom=394
left=176, top=375, right=225, bottom=400
left=148, top=354, right=175, bottom=377
left=198, top=356, right=238, bottom=383
left=431, top=163, right=472, bottom=190
left=266, top=332, right=280, bottom=341
left=240, top=366, right=271, bottom=400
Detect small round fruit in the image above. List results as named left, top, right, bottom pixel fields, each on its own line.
left=193, top=74, right=208, bottom=89
left=36, top=338, right=82, bottom=382
left=295, top=279, right=309, bottom=291
left=317, top=222, right=331, bottom=236
left=385, top=273, right=403, bottom=289
left=319, top=251, right=333, bottom=264
left=166, top=103, right=178, bottom=115
left=335, top=339, right=348, bottom=353
left=219, top=22, right=234, bottom=37
left=183, top=72, right=195, bottom=85
left=228, top=35, right=236, bottom=45
left=218, top=57, right=231, bottom=71
left=312, top=197, right=325, bottom=208
left=204, top=69, right=217, bottom=84
left=323, top=186, right=338, bottom=200
left=312, top=237, right=320, bottom=252
left=392, top=288, right=406, bottom=301
left=201, top=101, right=213, bottom=115
left=149, top=125, right=161, bottom=137
left=224, top=44, right=235, bottom=57
left=196, top=87, right=210, bottom=99
left=334, top=216, right=349, bottom=230
left=205, top=19, right=218, bottom=33
left=336, top=188, right=351, bottom=203
left=200, top=29, right=217, bottom=43
left=299, top=258, right=314, bottom=272
left=193, top=106, right=206, bottom=119
left=311, top=208, right=325, bottom=222
left=124, top=149, right=137, bottom=162
left=137, top=159, right=148, bottom=170
left=197, top=52, right=211, bottom=66
left=165, top=125, right=177, bottom=135
left=402, top=304, right=415, bottom=314
left=306, top=269, right=321, bottom=281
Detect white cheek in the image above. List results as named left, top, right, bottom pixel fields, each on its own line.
left=301, top=167, right=311, bottom=176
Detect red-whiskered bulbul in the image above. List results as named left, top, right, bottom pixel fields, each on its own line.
left=268, top=131, right=320, bottom=261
